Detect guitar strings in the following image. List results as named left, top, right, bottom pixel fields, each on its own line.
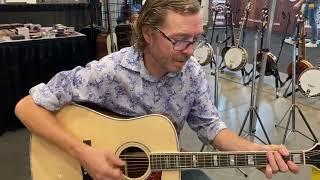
left=118, top=150, right=320, bottom=167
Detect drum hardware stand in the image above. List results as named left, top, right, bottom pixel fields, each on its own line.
left=238, top=31, right=271, bottom=145
left=275, top=37, right=318, bottom=144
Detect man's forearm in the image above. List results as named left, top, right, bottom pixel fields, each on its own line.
left=212, top=128, right=264, bottom=151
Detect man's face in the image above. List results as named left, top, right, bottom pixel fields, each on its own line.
left=144, top=10, right=204, bottom=77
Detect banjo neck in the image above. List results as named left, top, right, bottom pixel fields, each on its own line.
left=299, top=17, right=307, bottom=61
left=237, top=1, right=251, bottom=48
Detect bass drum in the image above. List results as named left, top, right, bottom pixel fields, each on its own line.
left=193, top=42, right=214, bottom=66
left=298, top=68, right=320, bottom=98
left=224, top=47, right=248, bottom=71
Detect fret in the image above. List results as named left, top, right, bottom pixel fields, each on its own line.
left=255, top=153, right=267, bottom=166
left=175, top=155, right=179, bottom=168
left=151, top=155, right=155, bottom=170
left=219, top=154, right=229, bottom=167
left=187, top=154, right=193, bottom=168
left=160, top=154, right=164, bottom=170
left=165, top=155, right=169, bottom=169
left=197, top=154, right=206, bottom=168
left=236, top=153, right=247, bottom=167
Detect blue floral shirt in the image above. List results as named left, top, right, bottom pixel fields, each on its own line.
left=30, top=47, right=226, bottom=144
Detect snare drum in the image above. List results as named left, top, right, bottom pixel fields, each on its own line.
left=193, top=42, right=214, bottom=66
left=224, top=47, right=248, bottom=71
left=298, top=68, right=320, bottom=98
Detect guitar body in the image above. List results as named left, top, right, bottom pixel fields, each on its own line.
left=287, top=60, right=313, bottom=82
left=30, top=104, right=180, bottom=180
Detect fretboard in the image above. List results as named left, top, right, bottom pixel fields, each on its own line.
left=150, top=151, right=305, bottom=170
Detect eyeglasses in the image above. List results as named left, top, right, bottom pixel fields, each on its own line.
left=154, top=27, right=207, bottom=51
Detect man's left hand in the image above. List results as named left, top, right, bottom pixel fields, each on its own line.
left=260, top=144, right=300, bottom=179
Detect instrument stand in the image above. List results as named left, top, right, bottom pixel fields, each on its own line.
left=238, top=32, right=271, bottom=145
left=275, top=39, right=318, bottom=145
left=282, top=79, right=299, bottom=98
left=244, top=66, right=284, bottom=98
left=200, top=35, right=222, bottom=152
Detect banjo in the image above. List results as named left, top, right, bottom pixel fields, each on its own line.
left=224, top=2, right=251, bottom=71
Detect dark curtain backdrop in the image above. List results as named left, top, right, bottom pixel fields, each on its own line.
left=0, top=3, right=102, bottom=31
left=0, top=36, right=89, bottom=135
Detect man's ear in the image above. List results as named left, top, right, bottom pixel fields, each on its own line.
left=142, top=26, right=152, bottom=44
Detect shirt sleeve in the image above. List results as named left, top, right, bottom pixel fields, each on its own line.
left=30, top=57, right=114, bottom=111
left=186, top=69, right=227, bottom=145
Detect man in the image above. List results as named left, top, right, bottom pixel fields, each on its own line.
left=15, top=0, right=299, bottom=179
left=284, top=0, right=319, bottom=47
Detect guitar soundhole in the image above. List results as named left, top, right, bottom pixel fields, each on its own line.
left=120, top=146, right=149, bottom=179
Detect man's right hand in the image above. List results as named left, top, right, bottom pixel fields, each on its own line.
left=78, top=145, right=125, bottom=180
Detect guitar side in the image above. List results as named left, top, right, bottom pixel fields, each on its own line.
left=30, top=104, right=181, bottom=180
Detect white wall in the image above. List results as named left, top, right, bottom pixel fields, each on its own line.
left=6, top=0, right=37, bottom=3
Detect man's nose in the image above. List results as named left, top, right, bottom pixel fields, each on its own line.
left=181, top=45, right=196, bottom=56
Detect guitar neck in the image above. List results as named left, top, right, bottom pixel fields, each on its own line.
left=150, top=151, right=305, bottom=170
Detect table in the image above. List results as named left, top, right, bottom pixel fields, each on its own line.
left=0, top=34, right=89, bottom=134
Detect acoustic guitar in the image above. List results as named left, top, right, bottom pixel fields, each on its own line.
left=30, top=104, right=320, bottom=180
left=287, top=11, right=313, bottom=83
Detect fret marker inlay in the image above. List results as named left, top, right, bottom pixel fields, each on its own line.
left=175, top=155, right=179, bottom=168
left=229, top=155, right=235, bottom=166
left=248, top=155, right=254, bottom=165
left=213, top=155, right=218, bottom=166
left=293, top=154, right=301, bottom=163
left=192, top=155, right=198, bottom=167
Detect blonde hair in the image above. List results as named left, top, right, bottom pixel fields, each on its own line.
left=132, top=0, right=201, bottom=51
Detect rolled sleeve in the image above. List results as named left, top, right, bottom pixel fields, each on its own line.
left=29, top=59, right=110, bottom=112
left=187, top=69, right=227, bottom=144
left=30, top=83, right=65, bottom=111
